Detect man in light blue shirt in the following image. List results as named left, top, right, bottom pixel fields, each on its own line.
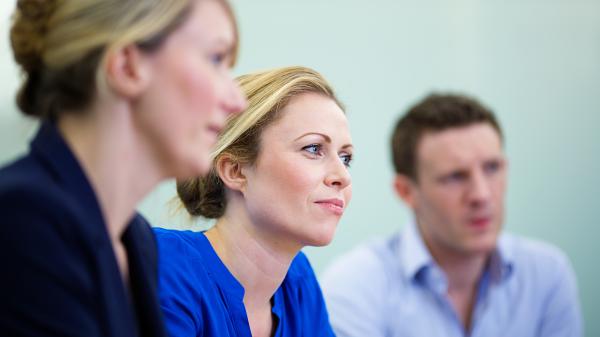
left=321, top=93, right=582, bottom=337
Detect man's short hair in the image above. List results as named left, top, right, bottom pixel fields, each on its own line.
left=391, top=93, right=503, bottom=181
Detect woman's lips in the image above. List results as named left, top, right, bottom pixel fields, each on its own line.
left=206, top=124, right=224, bottom=144
left=208, top=124, right=223, bottom=135
left=315, top=198, right=345, bottom=216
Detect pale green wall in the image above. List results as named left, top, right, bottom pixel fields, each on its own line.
left=0, top=1, right=598, bottom=335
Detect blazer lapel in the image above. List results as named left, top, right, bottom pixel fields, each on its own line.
left=123, top=215, right=166, bottom=337
left=30, top=122, right=139, bottom=336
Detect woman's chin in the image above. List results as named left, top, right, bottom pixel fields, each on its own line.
left=175, top=156, right=212, bottom=180
left=305, top=225, right=337, bottom=247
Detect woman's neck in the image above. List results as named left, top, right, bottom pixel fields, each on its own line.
left=204, top=202, right=299, bottom=314
left=58, top=102, right=164, bottom=246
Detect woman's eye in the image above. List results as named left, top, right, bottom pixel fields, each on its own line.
left=210, top=53, right=226, bottom=66
left=303, top=144, right=322, bottom=156
left=340, top=154, right=353, bottom=168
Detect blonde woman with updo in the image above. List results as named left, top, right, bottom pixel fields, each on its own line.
left=154, top=66, right=353, bottom=337
left=0, top=0, right=246, bottom=335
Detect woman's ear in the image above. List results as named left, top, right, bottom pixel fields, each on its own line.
left=103, top=44, right=153, bottom=98
left=215, top=155, right=247, bottom=193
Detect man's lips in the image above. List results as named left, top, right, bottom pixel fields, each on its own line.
left=469, top=216, right=492, bottom=228
left=315, top=198, right=345, bottom=216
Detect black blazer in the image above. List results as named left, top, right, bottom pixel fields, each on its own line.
left=0, top=122, right=167, bottom=337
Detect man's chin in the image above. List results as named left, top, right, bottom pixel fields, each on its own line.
left=466, top=237, right=499, bottom=256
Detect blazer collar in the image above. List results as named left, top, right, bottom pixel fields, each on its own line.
left=30, top=121, right=108, bottom=246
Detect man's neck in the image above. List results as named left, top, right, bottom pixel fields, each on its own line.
left=422, top=234, right=491, bottom=331
left=435, top=251, right=488, bottom=291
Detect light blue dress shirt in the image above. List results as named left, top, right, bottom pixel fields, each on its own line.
left=321, top=221, right=583, bottom=337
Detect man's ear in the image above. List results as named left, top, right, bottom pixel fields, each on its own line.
left=103, top=45, right=153, bottom=98
left=215, top=155, right=247, bottom=193
left=393, top=174, right=417, bottom=209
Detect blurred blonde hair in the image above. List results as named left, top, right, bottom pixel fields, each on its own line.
left=10, top=0, right=238, bottom=118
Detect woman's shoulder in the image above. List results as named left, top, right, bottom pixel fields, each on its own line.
left=153, top=228, right=216, bottom=285
left=0, top=156, right=88, bottom=240
left=282, top=251, right=321, bottom=294
left=287, top=251, right=315, bottom=278
left=153, top=227, right=199, bottom=242
left=153, top=228, right=207, bottom=262
left=0, top=154, right=65, bottom=209
left=154, top=229, right=233, bottom=335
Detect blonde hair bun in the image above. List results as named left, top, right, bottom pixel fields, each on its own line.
left=11, top=0, right=58, bottom=72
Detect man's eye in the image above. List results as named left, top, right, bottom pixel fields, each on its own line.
left=443, top=172, right=467, bottom=183
left=484, top=161, right=501, bottom=174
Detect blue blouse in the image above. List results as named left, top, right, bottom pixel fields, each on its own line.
left=154, top=228, right=335, bottom=337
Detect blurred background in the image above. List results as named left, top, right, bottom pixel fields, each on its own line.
left=1, top=0, right=598, bottom=335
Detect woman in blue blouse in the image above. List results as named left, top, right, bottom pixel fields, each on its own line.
left=0, top=0, right=245, bottom=335
left=155, top=66, right=354, bottom=336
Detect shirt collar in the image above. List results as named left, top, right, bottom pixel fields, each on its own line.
left=398, top=219, right=435, bottom=281
left=398, top=218, right=515, bottom=284
left=490, top=233, right=515, bottom=283
left=196, top=232, right=245, bottom=300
